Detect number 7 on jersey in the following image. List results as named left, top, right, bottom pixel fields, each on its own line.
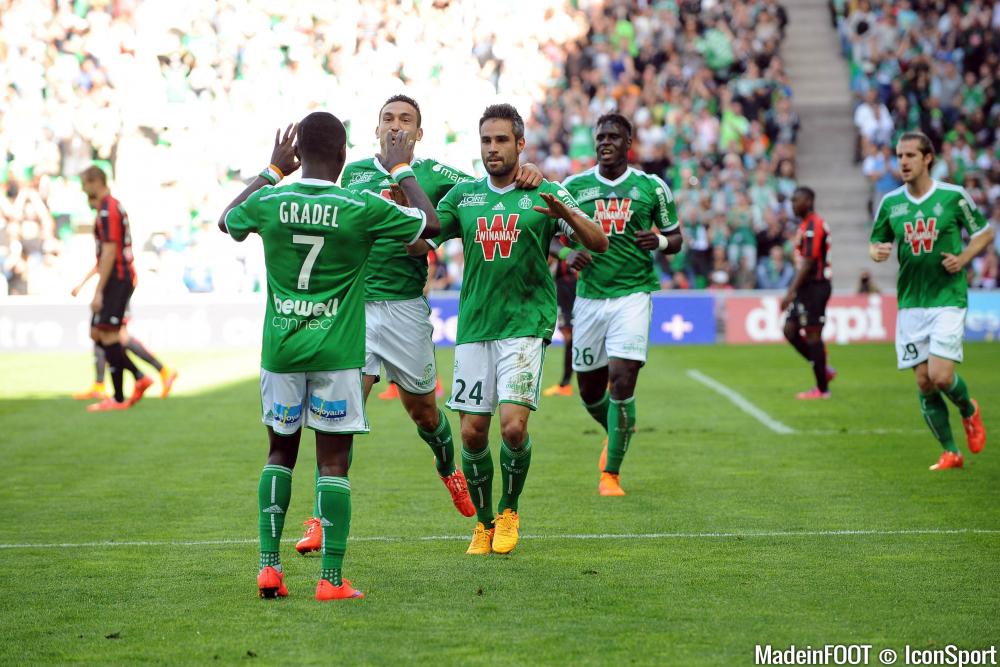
left=292, top=234, right=325, bottom=290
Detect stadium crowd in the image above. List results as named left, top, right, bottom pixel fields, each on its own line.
left=9, top=0, right=990, bottom=296
left=837, top=0, right=1000, bottom=289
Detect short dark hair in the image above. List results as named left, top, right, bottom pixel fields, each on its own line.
left=793, top=185, right=815, bottom=203
left=380, top=94, right=421, bottom=127
left=596, top=113, right=633, bottom=140
left=80, top=165, right=107, bottom=185
left=479, top=103, right=524, bottom=141
left=897, top=131, right=935, bottom=167
left=296, top=111, right=347, bottom=162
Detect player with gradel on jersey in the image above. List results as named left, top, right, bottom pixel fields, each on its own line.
left=558, top=114, right=682, bottom=496
left=412, top=104, right=608, bottom=555
left=870, top=131, right=992, bottom=471
left=293, top=95, right=545, bottom=555
left=220, top=113, right=440, bottom=600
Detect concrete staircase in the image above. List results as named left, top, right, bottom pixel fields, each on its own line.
left=781, top=0, right=897, bottom=292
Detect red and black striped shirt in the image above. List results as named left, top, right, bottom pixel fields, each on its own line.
left=796, top=212, right=831, bottom=284
left=94, top=194, right=136, bottom=285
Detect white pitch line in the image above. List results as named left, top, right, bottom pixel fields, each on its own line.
left=2, top=528, right=998, bottom=550
left=687, top=369, right=795, bottom=434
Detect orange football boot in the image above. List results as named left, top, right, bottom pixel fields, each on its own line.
left=129, top=376, right=154, bottom=405
left=73, top=382, right=107, bottom=400
left=542, top=384, right=573, bottom=397
left=160, top=367, right=179, bottom=398
left=377, top=383, right=399, bottom=400
left=87, top=397, right=130, bottom=412
left=441, top=469, right=476, bottom=517
left=599, top=471, right=626, bottom=496
left=963, top=399, right=986, bottom=454
left=929, top=451, right=964, bottom=471
left=295, top=518, right=322, bottom=554
left=257, top=566, right=288, bottom=599
left=316, top=578, right=363, bottom=600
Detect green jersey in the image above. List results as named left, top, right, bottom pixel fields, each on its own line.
left=561, top=167, right=679, bottom=298
left=870, top=180, right=990, bottom=309
left=225, top=178, right=426, bottom=373
left=340, top=157, right=471, bottom=301
left=433, top=178, right=585, bottom=345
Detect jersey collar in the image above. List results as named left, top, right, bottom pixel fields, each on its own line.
left=903, top=180, right=938, bottom=205
left=486, top=177, right=517, bottom=195
left=593, top=166, right=633, bottom=187
left=299, top=178, right=336, bottom=186
left=372, top=156, right=389, bottom=175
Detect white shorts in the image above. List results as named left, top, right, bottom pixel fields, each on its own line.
left=571, top=292, right=652, bottom=372
left=260, top=368, right=369, bottom=435
left=363, top=298, right=437, bottom=395
left=896, top=307, right=966, bottom=369
left=446, top=337, right=546, bottom=414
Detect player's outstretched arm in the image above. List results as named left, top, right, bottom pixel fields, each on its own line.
left=71, top=264, right=99, bottom=297
left=869, top=242, right=893, bottom=262
left=382, top=130, right=440, bottom=239
left=217, top=124, right=300, bottom=233
left=942, top=225, right=995, bottom=274
left=534, top=192, right=608, bottom=253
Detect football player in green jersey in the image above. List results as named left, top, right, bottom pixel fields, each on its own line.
left=219, top=113, right=440, bottom=600
left=294, top=95, right=544, bottom=553
left=557, top=114, right=682, bottom=496
left=870, top=131, right=992, bottom=471
left=412, top=104, right=608, bottom=554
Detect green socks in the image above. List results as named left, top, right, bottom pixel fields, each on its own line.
left=462, top=445, right=494, bottom=528
left=258, top=464, right=292, bottom=570
left=919, top=391, right=959, bottom=453
left=584, top=391, right=610, bottom=432
left=498, top=438, right=532, bottom=513
left=605, top=397, right=636, bottom=474
left=418, top=409, right=457, bottom=477
left=943, top=374, right=975, bottom=419
left=317, top=476, right=351, bottom=586
left=313, top=447, right=352, bottom=518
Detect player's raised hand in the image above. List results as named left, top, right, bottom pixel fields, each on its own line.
left=387, top=183, right=410, bottom=206
left=566, top=249, right=593, bottom=271
left=270, top=123, right=300, bottom=177
left=533, top=192, right=576, bottom=220
left=514, top=163, right=543, bottom=189
left=870, top=242, right=892, bottom=262
left=634, top=229, right=661, bottom=251
left=383, top=129, right=417, bottom=169
left=941, top=252, right=965, bottom=274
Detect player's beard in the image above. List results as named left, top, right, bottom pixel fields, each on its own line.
left=484, top=154, right=517, bottom=177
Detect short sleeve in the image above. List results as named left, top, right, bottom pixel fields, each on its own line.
left=361, top=190, right=426, bottom=244
left=955, top=187, right=990, bottom=237
left=224, top=188, right=266, bottom=242
left=869, top=195, right=894, bottom=244
left=430, top=186, right=463, bottom=248
left=649, top=174, right=680, bottom=232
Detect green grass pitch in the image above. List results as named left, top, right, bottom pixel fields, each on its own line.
left=1, top=344, right=998, bottom=665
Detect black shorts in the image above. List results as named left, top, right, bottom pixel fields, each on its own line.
left=788, top=281, right=831, bottom=329
left=556, top=277, right=576, bottom=329
left=92, top=280, right=134, bottom=329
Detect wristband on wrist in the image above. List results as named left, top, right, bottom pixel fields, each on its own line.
left=390, top=162, right=415, bottom=183
left=557, top=246, right=573, bottom=261
left=657, top=234, right=670, bottom=252
left=259, top=167, right=279, bottom=185
left=269, top=163, right=285, bottom=180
